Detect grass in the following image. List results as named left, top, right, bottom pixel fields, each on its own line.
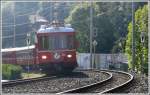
left=22, top=73, right=45, bottom=79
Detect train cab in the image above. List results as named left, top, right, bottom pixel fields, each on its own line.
left=36, top=21, right=78, bottom=73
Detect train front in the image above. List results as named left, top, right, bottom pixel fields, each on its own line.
left=36, top=21, right=78, bottom=73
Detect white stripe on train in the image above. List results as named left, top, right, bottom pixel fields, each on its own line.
left=1, top=45, right=35, bottom=52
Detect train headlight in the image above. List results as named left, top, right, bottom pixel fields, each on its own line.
left=42, top=55, right=47, bottom=60
left=67, top=54, right=72, bottom=58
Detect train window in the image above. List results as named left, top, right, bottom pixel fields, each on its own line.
left=39, top=35, right=74, bottom=50
left=39, top=36, right=49, bottom=50
left=60, top=35, right=67, bottom=49
left=67, top=36, right=74, bottom=49
left=48, top=36, right=54, bottom=50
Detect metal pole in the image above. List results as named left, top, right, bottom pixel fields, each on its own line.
left=13, top=3, right=16, bottom=48
left=141, top=43, right=143, bottom=74
left=50, top=2, right=52, bottom=22
left=148, top=1, right=150, bottom=78
left=28, top=43, right=29, bottom=78
left=27, top=33, right=30, bottom=78
left=90, top=1, right=93, bottom=69
left=93, top=45, right=95, bottom=68
left=132, top=1, right=135, bottom=72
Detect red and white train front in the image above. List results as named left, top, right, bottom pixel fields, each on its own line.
left=36, top=22, right=78, bottom=73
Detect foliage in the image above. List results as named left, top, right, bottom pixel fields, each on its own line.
left=65, top=2, right=137, bottom=53
left=2, top=64, right=22, bottom=80
left=125, top=5, right=148, bottom=74
left=38, top=2, right=71, bottom=22
left=65, top=3, right=92, bottom=52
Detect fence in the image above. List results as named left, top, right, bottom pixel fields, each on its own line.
left=77, top=53, right=128, bottom=70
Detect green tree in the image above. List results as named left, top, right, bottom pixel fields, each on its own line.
left=66, top=2, right=137, bottom=53
left=65, top=3, right=92, bottom=52
left=125, top=5, right=148, bottom=75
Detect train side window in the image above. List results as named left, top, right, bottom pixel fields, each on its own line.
left=40, top=36, right=49, bottom=50
left=49, top=36, right=54, bottom=50
left=60, top=35, right=67, bottom=49
left=44, top=36, right=49, bottom=50
left=67, top=36, right=74, bottom=49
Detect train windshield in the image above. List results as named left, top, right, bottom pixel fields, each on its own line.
left=39, top=35, right=74, bottom=50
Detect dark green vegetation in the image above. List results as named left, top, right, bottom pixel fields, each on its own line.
left=2, top=64, right=22, bottom=80
left=2, top=2, right=148, bottom=75
left=65, top=2, right=146, bottom=53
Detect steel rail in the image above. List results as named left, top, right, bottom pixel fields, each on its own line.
left=2, top=76, right=57, bottom=87
left=56, top=70, right=112, bottom=94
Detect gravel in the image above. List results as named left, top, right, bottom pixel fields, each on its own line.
left=81, top=71, right=131, bottom=93
left=114, top=74, right=148, bottom=93
left=2, top=71, right=110, bottom=93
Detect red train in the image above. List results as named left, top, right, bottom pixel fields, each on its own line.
left=2, top=21, right=78, bottom=73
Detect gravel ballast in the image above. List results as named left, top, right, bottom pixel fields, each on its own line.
left=78, top=71, right=131, bottom=93
left=2, top=71, right=110, bottom=93
left=114, top=74, right=148, bottom=93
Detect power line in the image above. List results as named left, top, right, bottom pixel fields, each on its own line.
left=2, top=22, right=32, bottom=27
left=2, top=6, right=56, bottom=26
left=2, top=3, right=85, bottom=38
left=2, top=4, right=74, bottom=21
left=2, top=3, right=82, bottom=27
left=2, top=33, right=27, bottom=38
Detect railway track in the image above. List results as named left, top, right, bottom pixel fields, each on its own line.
left=2, top=70, right=110, bottom=93
left=57, top=69, right=133, bottom=94
left=2, top=69, right=133, bottom=93
left=2, top=76, right=57, bottom=87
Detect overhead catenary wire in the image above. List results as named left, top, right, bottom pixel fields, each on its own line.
left=2, top=17, right=91, bottom=38
left=2, top=33, right=27, bottom=38
left=2, top=3, right=87, bottom=26
left=2, top=4, right=75, bottom=22
left=2, top=8, right=51, bottom=26
left=2, top=9, right=52, bottom=27
left=2, top=6, right=52, bottom=23
left=2, top=3, right=95, bottom=40
left=2, top=5, right=68, bottom=27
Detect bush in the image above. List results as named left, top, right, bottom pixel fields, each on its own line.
left=2, top=64, right=22, bottom=80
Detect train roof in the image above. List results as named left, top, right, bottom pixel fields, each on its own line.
left=38, top=25, right=75, bottom=33
left=1, top=45, right=35, bottom=52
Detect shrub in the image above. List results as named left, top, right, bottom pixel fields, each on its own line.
left=2, top=64, right=22, bottom=80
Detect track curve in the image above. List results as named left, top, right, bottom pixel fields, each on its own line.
left=56, top=70, right=112, bottom=94
left=2, top=69, right=133, bottom=93
left=100, top=69, right=133, bottom=94
left=57, top=69, right=133, bottom=94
